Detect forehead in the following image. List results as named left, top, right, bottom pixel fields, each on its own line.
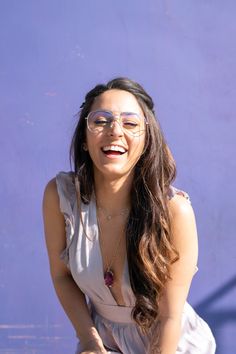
left=90, top=89, right=143, bottom=115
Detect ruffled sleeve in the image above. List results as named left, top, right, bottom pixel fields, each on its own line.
left=167, top=185, right=191, bottom=204
left=55, top=171, right=77, bottom=266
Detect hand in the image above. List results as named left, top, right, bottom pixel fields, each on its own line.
left=80, top=349, right=108, bottom=354
left=80, top=351, right=108, bottom=354
left=148, top=322, right=161, bottom=354
left=79, top=338, right=108, bottom=354
left=148, top=343, right=161, bottom=354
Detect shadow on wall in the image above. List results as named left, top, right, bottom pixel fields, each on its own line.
left=195, top=276, right=236, bottom=354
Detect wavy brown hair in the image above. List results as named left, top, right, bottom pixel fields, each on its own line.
left=70, top=77, right=178, bottom=332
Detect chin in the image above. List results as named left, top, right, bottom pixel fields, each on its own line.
left=93, top=161, right=135, bottom=181
left=102, top=167, right=134, bottom=181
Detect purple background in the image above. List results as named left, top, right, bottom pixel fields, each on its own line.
left=0, top=1, right=235, bottom=353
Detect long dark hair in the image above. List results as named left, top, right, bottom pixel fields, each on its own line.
left=70, top=77, right=178, bottom=331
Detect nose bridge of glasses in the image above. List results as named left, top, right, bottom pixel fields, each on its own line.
left=109, top=118, right=123, bottom=134
left=112, top=111, right=121, bottom=119
left=109, top=113, right=123, bottom=128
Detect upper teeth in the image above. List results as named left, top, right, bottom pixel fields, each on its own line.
left=102, top=145, right=126, bottom=153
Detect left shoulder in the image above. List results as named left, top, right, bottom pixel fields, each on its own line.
left=167, top=188, right=198, bottom=255
left=167, top=187, right=194, bottom=219
left=167, top=186, right=191, bottom=204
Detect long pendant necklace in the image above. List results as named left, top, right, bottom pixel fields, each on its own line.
left=97, top=206, right=129, bottom=288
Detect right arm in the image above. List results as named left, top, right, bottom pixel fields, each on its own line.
left=42, top=178, right=107, bottom=354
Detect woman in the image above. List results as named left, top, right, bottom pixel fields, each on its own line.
left=43, top=77, right=216, bottom=354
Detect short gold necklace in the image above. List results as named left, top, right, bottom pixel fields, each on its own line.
left=97, top=207, right=129, bottom=288
left=97, top=205, right=129, bottom=221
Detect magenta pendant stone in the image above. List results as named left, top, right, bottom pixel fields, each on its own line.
left=104, top=270, right=114, bottom=287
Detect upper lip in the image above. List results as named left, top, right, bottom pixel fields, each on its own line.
left=101, top=144, right=128, bottom=153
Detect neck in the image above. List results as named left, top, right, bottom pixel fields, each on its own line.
left=94, top=172, right=133, bottom=213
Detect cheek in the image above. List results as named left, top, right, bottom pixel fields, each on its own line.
left=86, top=133, right=104, bottom=164
left=127, top=137, right=145, bottom=164
left=133, top=135, right=146, bottom=152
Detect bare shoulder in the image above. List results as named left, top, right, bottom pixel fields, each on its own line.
left=167, top=192, right=198, bottom=252
left=42, top=176, right=64, bottom=227
left=43, top=177, right=65, bottom=219
left=168, top=191, right=195, bottom=220
left=43, top=177, right=58, bottom=205
left=42, top=177, right=65, bottom=235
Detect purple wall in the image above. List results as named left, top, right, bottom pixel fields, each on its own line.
left=0, top=1, right=235, bottom=353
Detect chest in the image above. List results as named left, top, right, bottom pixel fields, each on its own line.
left=99, top=220, right=126, bottom=272
left=97, top=217, right=128, bottom=305
left=69, top=201, right=134, bottom=306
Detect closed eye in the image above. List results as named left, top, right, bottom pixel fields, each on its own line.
left=94, top=118, right=109, bottom=126
left=123, top=121, right=138, bottom=127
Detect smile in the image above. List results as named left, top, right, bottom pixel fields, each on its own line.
left=101, top=145, right=127, bottom=156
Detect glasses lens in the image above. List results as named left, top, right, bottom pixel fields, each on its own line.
left=87, top=111, right=112, bottom=132
left=121, top=113, right=144, bottom=136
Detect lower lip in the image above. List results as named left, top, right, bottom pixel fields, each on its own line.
left=102, top=151, right=127, bottom=159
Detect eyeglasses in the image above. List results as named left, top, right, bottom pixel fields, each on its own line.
left=85, top=110, right=148, bottom=136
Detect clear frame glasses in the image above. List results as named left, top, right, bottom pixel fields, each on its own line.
left=85, top=110, right=148, bottom=136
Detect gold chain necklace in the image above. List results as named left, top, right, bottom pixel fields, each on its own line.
left=97, top=209, right=128, bottom=288
left=97, top=205, right=129, bottom=221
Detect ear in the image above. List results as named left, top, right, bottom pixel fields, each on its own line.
left=82, top=142, right=88, bottom=151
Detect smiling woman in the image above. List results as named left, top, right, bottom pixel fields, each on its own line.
left=42, top=77, right=216, bottom=354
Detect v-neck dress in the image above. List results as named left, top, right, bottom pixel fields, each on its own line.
left=56, top=171, right=216, bottom=354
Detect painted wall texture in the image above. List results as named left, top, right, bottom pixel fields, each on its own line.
left=0, top=1, right=235, bottom=353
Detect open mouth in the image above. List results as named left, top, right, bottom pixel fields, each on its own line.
left=101, top=145, right=127, bottom=156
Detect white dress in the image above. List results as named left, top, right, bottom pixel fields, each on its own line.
left=56, top=171, right=216, bottom=354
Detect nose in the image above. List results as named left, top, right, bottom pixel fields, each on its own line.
left=108, top=118, right=124, bottom=137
